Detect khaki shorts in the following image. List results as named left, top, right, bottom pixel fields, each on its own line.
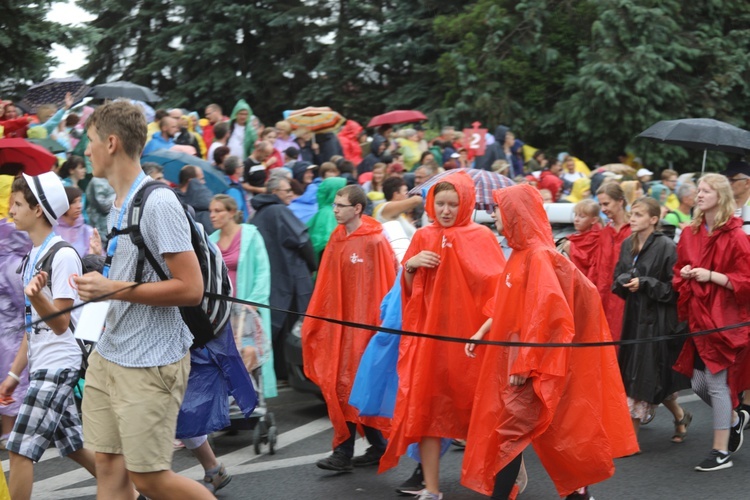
left=82, top=351, right=190, bottom=473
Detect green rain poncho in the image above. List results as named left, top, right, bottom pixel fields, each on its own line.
left=230, top=99, right=258, bottom=157
left=307, top=177, right=348, bottom=257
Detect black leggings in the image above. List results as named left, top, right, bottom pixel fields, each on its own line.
left=491, top=453, right=523, bottom=500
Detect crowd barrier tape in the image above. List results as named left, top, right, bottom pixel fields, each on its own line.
left=25, top=283, right=750, bottom=349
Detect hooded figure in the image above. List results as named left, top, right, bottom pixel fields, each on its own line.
left=338, top=120, right=364, bottom=166
left=250, top=192, right=317, bottom=379
left=474, top=125, right=509, bottom=172
left=356, top=135, right=387, bottom=176
left=314, top=132, right=344, bottom=164
left=379, top=172, right=506, bottom=474
left=307, top=177, right=348, bottom=257
left=174, top=179, right=214, bottom=234
left=302, top=214, right=398, bottom=450
left=461, top=184, right=638, bottom=498
left=229, top=99, right=258, bottom=158
left=0, top=219, right=32, bottom=419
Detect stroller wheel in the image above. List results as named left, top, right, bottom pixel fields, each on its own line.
left=268, top=426, right=277, bottom=455
left=253, top=425, right=262, bottom=455
left=266, top=411, right=276, bottom=428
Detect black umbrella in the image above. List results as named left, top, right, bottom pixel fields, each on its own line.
left=638, top=118, right=750, bottom=174
left=20, top=77, right=90, bottom=114
left=88, top=81, right=162, bottom=102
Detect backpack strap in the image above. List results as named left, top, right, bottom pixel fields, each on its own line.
left=27, top=240, right=91, bottom=371
left=117, top=181, right=176, bottom=283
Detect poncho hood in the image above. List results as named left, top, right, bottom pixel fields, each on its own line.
left=495, top=184, right=554, bottom=250
left=425, top=171, right=475, bottom=228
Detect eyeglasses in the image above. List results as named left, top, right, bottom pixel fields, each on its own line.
left=331, top=203, right=354, bottom=209
left=729, top=176, right=750, bottom=184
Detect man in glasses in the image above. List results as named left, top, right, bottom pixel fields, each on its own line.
left=304, top=185, right=398, bottom=472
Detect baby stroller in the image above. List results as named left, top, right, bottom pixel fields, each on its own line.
left=228, top=303, right=277, bottom=455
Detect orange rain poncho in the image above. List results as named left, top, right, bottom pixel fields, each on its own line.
left=379, top=171, right=506, bottom=472
left=302, top=215, right=398, bottom=449
left=461, top=185, right=638, bottom=497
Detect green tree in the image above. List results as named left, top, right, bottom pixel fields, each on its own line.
left=432, top=0, right=597, bottom=145
left=0, top=0, right=89, bottom=99
left=76, top=0, right=326, bottom=119
left=556, top=0, right=750, bottom=168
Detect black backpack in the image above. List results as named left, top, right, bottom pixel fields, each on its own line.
left=108, top=181, right=232, bottom=348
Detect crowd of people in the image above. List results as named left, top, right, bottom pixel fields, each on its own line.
left=1, top=95, right=750, bottom=500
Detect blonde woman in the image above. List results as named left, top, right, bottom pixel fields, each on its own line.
left=672, top=174, right=750, bottom=471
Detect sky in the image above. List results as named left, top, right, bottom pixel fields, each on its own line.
left=47, top=1, right=94, bottom=77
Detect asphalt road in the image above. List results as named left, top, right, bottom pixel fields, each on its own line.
left=3, top=390, right=750, bottom=499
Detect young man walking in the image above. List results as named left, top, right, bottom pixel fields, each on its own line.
left=1, top=172, right=97, bottom=500
left=74, top=101, right=212, bottom=500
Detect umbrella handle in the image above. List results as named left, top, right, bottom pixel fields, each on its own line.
left=701, top=149, right=707, bottom=176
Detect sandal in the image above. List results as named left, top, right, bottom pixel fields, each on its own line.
left=671, top=410, right=692, bottom=443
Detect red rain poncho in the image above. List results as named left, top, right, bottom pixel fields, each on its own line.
left=461, top=185, right=638, bottom=497
left=672, top=218, right=750, bottom=406
left=338, top=120, right=364, bottom=166
left=569, top=221, right=630, bottom=342
left=379, top=171, right=506, bottom=472
left=302, top=215, right=397, bottom=449
left=567, top=225, right=601, bottom=279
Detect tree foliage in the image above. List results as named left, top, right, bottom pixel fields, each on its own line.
left=69, top=0, right=750, bottom=169
left=0, top=0, right=90, bottom=99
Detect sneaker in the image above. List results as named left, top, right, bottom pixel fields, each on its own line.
left=565, top=486, right=594, bottom=499
left=729, top=410, right=749, bottom=453
left=351, top=446, right=384, bottom=467
left=739, top=404, right=750, bottom=430
left=316, top=450, right=353, bottom=472
left=202, top=463, right=232, bottom=494
left=695, top=449, right=733, bottom=471
left=415, top=489, right=443, bottom=500
left=396, top=464, right=425, bottom=496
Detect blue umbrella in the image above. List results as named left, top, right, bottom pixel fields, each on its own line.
left=141, top=149, right=229, bottom=194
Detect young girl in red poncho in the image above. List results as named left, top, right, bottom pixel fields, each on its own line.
left=462, top=184, right=638, bottom=500
left=672, top=174, right=750, bottom=472
left=378, top=172, right=506, bottom=500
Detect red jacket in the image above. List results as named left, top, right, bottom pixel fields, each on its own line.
left=338, top=120, right=364, bottom=166
left=537, top=170, right=564, bottom=200
left=672, top=217, right=750, bottom=406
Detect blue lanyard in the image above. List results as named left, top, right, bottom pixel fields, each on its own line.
left=103, top=173, right=146, bottom=278
left=24, top=232, right=56, bottom=333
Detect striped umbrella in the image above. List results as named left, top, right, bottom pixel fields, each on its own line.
left=408, top=168, right=515, bottom=212
left=287, top=107, right=346, bottom=133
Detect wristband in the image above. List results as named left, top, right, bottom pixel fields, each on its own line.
left=709, top=270, right=713, bottom=282
left=7, top=371, right=21, bottom=383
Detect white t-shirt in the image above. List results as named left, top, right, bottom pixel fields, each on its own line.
left=25, top=236, right=83, bottom=371
left=562, top=171, right=585, bottom=184
left=207, top=141, right=223, bottom=164
left=374, top=202, right=417, bottom=240
left=228, top=124, right=245, bottom=159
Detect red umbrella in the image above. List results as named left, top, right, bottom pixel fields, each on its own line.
left=367, top=110, right=427, bottom=128
left=0, top=138, right=57, bottom=175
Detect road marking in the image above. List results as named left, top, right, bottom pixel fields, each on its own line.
left=28, top=416, right=333, bottom=499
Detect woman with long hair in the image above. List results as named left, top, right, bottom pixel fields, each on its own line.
left=672, top=174, right=750, bottom=471
left=612, top=197, right=691, bottom=446
left=378, top=173, right=506, bottom=499
left=569, top=182, right=631, bottom=342
left=208, top=194, right=275, bottom=396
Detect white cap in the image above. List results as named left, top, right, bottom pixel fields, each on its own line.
left=636, top=168, right=654, bottom=177
left=450, top=153, right=460, bottom=159
left=22, top=172, right=69, bottom=226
